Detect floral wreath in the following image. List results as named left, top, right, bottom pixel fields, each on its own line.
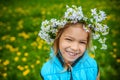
left=38, top=5, right=109, bottom=50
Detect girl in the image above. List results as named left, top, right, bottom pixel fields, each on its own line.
left=39, top=5, right=108, bottom=80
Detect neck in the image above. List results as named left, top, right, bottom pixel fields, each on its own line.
left=57, top=51, right=84, bottom=68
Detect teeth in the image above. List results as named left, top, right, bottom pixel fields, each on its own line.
left=67, top=52, right=77, bottom=56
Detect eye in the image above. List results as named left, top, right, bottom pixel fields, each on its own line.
left=79, top=41, right=87, bottom=44
left=65, top=38, right=73, bottom=41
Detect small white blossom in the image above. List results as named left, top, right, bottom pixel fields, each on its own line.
left=92, top=33, right=100, bottom=39
left=83, top=25, right=89, bottom=32
left=98, top=38, right=106, bottom=43
left=91, top=8, right=97, bottom=15
left=91, top=46, right=97, bottom=51
left=101, top=44, right=107, bottom=49
left=102, top=31, right=109, bottom=35
left=64, top=5, right=84, bottom=21
left=99, top=11, right=106, bottom=21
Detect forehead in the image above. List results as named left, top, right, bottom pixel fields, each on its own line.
left=61, top=23, right=88, bottom=40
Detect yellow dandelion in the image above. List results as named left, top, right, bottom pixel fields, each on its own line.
left=47, top=11, right=51, bottom=15
left=14, top=57, right=19, bottom=62
left=36, top=37, right=40, bottom=42
left=109, top=52, right=113, bottom=55
left=113, top=48, right=117, bottom=52
left=18, top=32, right=30, bottom=39
left=3, top=73, right=7, bottom=77
left=22, top=32, right=30, bottom=39
left=117, top=59, right=120, bottom=63
left=1, top=35, right=8, bottom=40
left=9, top=47, right=15, bottom=52
left=41, top=9, right=46, bottom=15
left=5, top=44, right=15, bottom=52
left=18, top=20, right=23, bottom=26
left=0, top=59, right=2, bottom=63
left=0, top=46, right=2, bottom=50
left=112, top=30, right=118, bottom=36
left=18, top=32, right=22, bottom=36
left=89, top=53, right=95, bottom=58
left=112, top=54, right=116, bottom=58
left=7, top=26, right=11, bottom=30
left=15, top=7, right=25, bottom=15
left=112, top=42, right=117, bottom=46
left=30, top=64, right=34, bottom=68
left=24, top=52, right=28, bottom=57
left=0, top=21, right=3, bottom=26
left=23, top=69, right=30, bottom=76
left=17, top=65, right=24, bottom=71
left=36, top=60, right=40, bottom=64
left=16, top=25, right=23, bottom=30
left=34, top=31, right=38, bottom=35
left=17, top=52, right=21, bottom=56
left=22, top=57, right=27, bottom=62
left=24, top=65, right=28, bottom=69
left=22, top=45, right=27, bottom=49
left=107, top=15, right=112, bottom=20
left=31, top=41, right=37, bottom=47
left=3, top=6, right=7, bottom=10
left=5, top=44, right=12, bottom=49
left=46, top=58, right=49, bottom=62
left=4, top=67, right=7, bottom=70
left=10, top=36, right=16, bottom=42
left=38, top=44, right=42, bottom=49
left=3, top=60, right=10, bottom=66
left=43, top=46, right=49, bottom=50
left=8, top=9, right=12, bottom=14
left=14, top=47, right=19, bottom=52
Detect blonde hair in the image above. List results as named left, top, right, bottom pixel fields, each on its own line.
left=53, top=22, right=92, bottom=55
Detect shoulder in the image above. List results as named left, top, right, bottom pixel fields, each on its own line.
left=40, top=56, right=62, bottom=76
left=40, top=59, right=54, bottom=76
left=83, top=54, right=98, bottom=68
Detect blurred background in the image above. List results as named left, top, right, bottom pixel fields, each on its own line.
left=0, top=0, right=120, bottom=80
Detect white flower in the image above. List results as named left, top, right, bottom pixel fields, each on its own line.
left=102, top=31, right=109, bottom=35
left=99, top=11, right=106, bottom=21
left=95, top=23, right=103, bottom=31
left=83, top=17, right=88, bottom=21
left=91, top=8, right=97, bottom=15
left=91, top=46, right=97, bottom=51
left=92, top=33, right=100, bottom=39
left=101, top=44, right=107, bottom=49
left=41, top=20, right=49, bottom=26
left=51, top=28, right=58, bottom=34
left=59, top=20, right=67, bottom=27
left=83, top=25, right=89, bottom=32
left=41, top=20, right=50, bottom=31
left=98, top=38, right=106, bottom=43
left=64, top=5, right=84, bottom=21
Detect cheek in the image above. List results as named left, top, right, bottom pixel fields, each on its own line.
left=59, top=39, right=69, bottom=52
left=80, top=45, right=86, bottom=53
left=59, top=40, right=67, bottom=49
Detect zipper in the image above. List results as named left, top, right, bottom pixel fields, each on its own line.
left=67, top=67, right=73, bottom=80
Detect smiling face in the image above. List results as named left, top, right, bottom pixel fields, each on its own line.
left=59, top=23, right=88, bottom=64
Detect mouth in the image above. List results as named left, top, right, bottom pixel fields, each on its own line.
left=66, top=50, right=79, bottom=57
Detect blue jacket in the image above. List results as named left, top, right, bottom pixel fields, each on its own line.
left=40, top=50, right=98, bottom=80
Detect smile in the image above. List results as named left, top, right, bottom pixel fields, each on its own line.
left=66, top=51, right=79, bottom=57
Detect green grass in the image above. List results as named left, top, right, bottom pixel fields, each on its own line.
left=0, top=0, right=120, bottom=80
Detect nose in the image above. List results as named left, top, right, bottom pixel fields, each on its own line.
left=70, top=42, right=79, bottom=51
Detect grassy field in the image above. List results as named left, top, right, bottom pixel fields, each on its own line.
left=0, top=0, right=120, bottom=80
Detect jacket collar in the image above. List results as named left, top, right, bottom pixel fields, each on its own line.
left=52, top=50, right=89, bottom=68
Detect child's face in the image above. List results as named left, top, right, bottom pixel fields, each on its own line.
left=59, top=23, right=88, bottom=64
